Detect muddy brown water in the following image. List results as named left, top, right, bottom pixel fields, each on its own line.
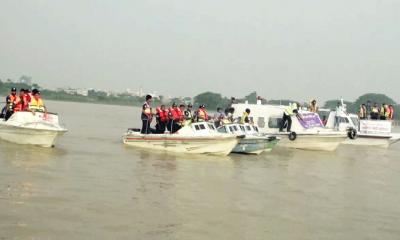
left=1, top=101, right=400, bottom=240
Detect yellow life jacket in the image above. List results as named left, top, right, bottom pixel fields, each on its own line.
left=240, top=112, right=249, bottom=124
left=29, top=97, right=45, bottom=112
left=284, top=103, right=297, bottom=116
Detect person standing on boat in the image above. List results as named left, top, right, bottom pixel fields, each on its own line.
left=240, top=108, right=251, bottom=124
left=379, top=103, right=387, bottom=120
left=358, top=104, right=367, bottom=120
left=308, top=100, right=319, bottom=113
left=196, top=104, right=209, bottom=122
left=279, top=103, right=299, bottom=132
left=4, top=87, right=19, bottom=120
left=214, top=108, right=225, bottom=127
left=370, top=103, right=379, bottom=120
left=167, top=103, right=182, bottom=133
left=184, top=104, right=194, bottom=124
left=388, top=105, right=395, bottom=120
left=155, top=105, right=168, bottom=133
left=141, top=95, right=153, bottom=134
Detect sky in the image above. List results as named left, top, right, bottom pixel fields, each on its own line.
left=0, top=0, right=399, bottom=103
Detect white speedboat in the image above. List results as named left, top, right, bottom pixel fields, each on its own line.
left=0, top=111, right=67, bottom=147
left=321, top=101, right=400, bottom=148
left=217, top=123, right=279, bottom=154
left=123, top=122, right=238, bottom=156
left=231, top=101, right=348, bottom=151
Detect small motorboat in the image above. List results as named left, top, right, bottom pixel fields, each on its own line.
left=321, top=100, right=400, bottom=148
left=231, top=101, right=348, bottom=151
left=217, top=123, right=279, bottom=154
left=0, top=111, right=67, bottom=147
left=123, top=122, right=238, bottom=156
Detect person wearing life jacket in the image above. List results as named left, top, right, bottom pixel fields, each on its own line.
left=358, top=104, right=367, bottom=120
left=385, top=104, right=391, bottom=120
left=183, top=103, right=194, bottom=125
left=370, top=103, right=379, bottom=120
left=196, top=104, right=209, bottom=122
left=213, top=107, right=225, bottom=127
left=388, top=105, right=395, bottom=120
left=279, top=103, right=299, bottom=132
left=14, top=89, right=30, bottom=112
left=240, top=108, right=251, bottom=124
left=179, top=104, right=186, bottom=122
left=140, top=94, right=154, bottom=134
left=308, top=100, right=318, bottom=113
left=155, top=105, right=168, bottom=133
left=379, top=103, right=387, bottom=120
left=167, top=103, right=182, bottom=133
left=4, top=87, right=19, bottom=120
left=28, top=89, right=47, bottom=115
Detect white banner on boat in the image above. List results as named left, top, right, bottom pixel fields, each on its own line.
left=359, top=120, right=391, bottom=136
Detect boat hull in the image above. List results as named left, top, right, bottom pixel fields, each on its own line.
left=123, top=134, right=238, bottom=156
left=0, top=125, right=66, bottom=147
left=232, top=137, right=279, bottom=155
left=276, top=134, right=347, bottom=151
left=342, top=133, right=400, bottom=148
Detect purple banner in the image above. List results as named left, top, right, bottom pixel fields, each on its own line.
left=297, top=113, right=324, bottom=129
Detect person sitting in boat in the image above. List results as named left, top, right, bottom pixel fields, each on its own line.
left=279, top=103, right=299, bottom=132
left=240, top=108, right=251, bottom=124
left=213, top=107, right=225, bottom=127
left=184, top=103, right=194, bottom=124
left=167, top=103, right=182, bottom=133
left=14, top=89, right=30, bottom=112
left=4, top=87, right=19, bottom=120
left=155, top=105, right=168, bottom=133
left=308, top=100, right=319, bottom=113
left=28, top=89, right=47, bottom=115
left=370, top=103, right=379, bottom=120
left=196, top=104, right=209, bottom=122
left=141, top=94, right=154, bottom=134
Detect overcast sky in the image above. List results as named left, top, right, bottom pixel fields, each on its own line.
left=1, top=0, right=399, bottom=102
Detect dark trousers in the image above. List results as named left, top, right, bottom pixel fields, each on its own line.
left=280, top=113, right=292, bottom=132
left=156, top=121, right=166, bottom=133
left=167, top=120, right=181, bottom=133
left=4, top=111, right=14, bottom=121
left=141, top=119, right=152, bottom=134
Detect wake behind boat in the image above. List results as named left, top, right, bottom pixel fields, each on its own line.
left=0, top=111, right=67, bottom=147
left=123, top=122, right=238, bottom=156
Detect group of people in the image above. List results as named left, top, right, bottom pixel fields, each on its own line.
left=1, top=87, right=47, bottom=121
left=358, top=102, right=395, bottom=120
left=140, top=95, right=251, bottom=134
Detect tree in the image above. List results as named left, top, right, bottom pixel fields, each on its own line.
left=244, top=91, right=257, bottom=104
left=193, top=92, right=229, bottom=110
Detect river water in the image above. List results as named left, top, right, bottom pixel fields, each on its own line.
left=1, top=101, right=400, bottom=240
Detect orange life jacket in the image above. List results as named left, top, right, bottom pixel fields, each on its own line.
left=7, top=94, right=19, bottom=112
left=169, top=107, right=181, bottom=121
left=156, top=107, right=169, bottom=122
left=14, top=95, right=29, bottom=112
left=197, top=108, right=209, bottom=121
